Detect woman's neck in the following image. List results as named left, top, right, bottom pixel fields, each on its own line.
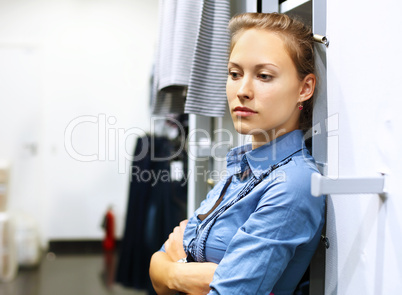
left=251, top=128, right=298, bottom=150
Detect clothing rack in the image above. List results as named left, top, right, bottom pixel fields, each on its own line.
left=257, top=0, right=262, bottom=12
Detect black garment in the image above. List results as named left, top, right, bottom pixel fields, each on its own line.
left=115, top=135, right=187, bottom=293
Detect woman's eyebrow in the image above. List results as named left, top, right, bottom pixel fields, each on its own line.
left=255, top=63, right=279, bottom=69
left=227, top=61, right=240, bottom=67
left=227, top=62, right=279, bottom=69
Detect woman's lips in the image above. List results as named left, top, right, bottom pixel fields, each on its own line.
left=233, top=106, right=257, bottom=117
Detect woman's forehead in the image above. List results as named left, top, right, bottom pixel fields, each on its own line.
left=229, top=29, right=293, bottom=69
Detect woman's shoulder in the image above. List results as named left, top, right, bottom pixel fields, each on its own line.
left=271, top=150, right=319, bottom=182
left=260, top=151, right=324, bottom=209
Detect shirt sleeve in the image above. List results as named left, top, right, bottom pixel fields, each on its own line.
left=158, top=178, right=229, bottom=254
left=208, top=168, right=325, bottom=294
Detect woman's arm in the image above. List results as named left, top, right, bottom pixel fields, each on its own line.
left=149, top=251, right=177, bottom=295
left=149, top=251, right=217, bottom=295
left=207, top=170, right=325, bottom=294
left=149, top=220, right=218, bottom=294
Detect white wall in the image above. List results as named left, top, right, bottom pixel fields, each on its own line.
left=326, top=0, right=402, bottom=293
left=0, top=0, right=159, bottom=243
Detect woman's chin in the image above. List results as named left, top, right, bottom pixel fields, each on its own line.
left=233, top=125, right=251, bottom=135
left=233, top=123, right=261, bottom=136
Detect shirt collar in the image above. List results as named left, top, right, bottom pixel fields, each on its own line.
left=226, top=130, right=307, bottom=178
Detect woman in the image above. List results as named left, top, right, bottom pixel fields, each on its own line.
left=149, top=12, right=325, bottom=295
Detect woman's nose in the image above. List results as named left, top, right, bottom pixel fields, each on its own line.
left=237, top=77, right=253, bottom=100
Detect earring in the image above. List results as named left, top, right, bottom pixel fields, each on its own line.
left=298, top=102, right=303, bottom=111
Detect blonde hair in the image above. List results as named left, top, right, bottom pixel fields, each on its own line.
left=228, top=13, right=316, bottom=132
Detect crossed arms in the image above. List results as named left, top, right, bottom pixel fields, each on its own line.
left=149, top=220, right=218, bottom=295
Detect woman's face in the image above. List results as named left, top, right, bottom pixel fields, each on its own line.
left=227, top=28, right=313, bottom=148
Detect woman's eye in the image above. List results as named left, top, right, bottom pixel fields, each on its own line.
left=228, top=71, right=240, bottom=79
left=259, top=74, right=272, bottom=81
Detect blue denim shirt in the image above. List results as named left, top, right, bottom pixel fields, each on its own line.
left=163, top=130, right=325, bottom=294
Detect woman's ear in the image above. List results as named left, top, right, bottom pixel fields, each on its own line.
left=299, top=73, right=316, bottom=102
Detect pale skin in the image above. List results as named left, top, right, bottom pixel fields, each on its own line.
left=227, top=28, right=315, bottom=149
left=149, top=220, right=218, bottom=295
left=149, top=28, right=316, bottom=295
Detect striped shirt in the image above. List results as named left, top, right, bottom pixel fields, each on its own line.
left=151, top=0, right=202, bottom=115
left=184, top=0, right=231, bottom=117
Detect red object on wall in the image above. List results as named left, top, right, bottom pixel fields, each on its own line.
left=102, top=207, right=115, bottom=251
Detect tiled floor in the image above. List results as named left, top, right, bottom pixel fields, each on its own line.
left=0, top=253, right=148, bottom=295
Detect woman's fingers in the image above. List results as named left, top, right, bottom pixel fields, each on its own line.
left=180, top=219, right=188, bottom=229
left=165, top=219, right=188, bottom=261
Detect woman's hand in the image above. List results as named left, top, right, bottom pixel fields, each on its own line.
left=165, top=219, right=188, bottom=261
left=150, top=219, right=217, bottom=294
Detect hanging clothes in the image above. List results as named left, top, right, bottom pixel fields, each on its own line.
left=151, top=0, right=203, bottom=115
left=184, top=0, right=231, bottom=117
left=151, top=85, right=187, bottom=115
left=151, top=0, right=231, bottom=117
left=115, top=134, right=188, bottom=292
